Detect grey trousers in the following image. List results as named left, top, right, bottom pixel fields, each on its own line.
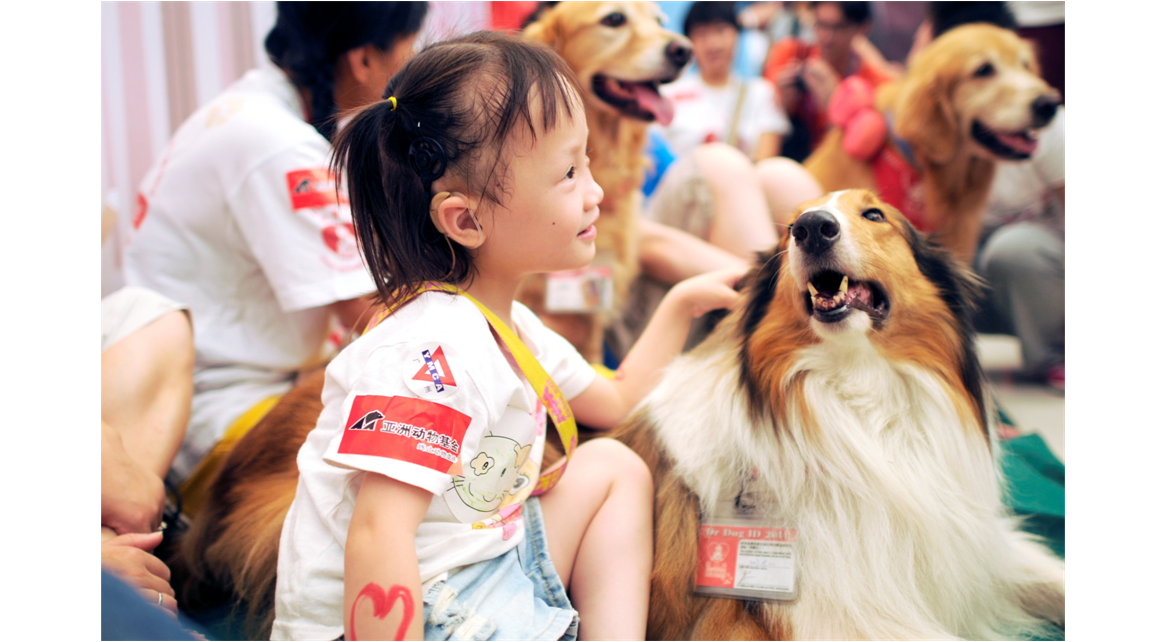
left=975, top=222, right=1065, bottom=374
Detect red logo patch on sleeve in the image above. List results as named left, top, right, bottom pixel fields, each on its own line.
left=285, top=169, right=347, bottom=210
left=337, top=395, right=472, bottom=474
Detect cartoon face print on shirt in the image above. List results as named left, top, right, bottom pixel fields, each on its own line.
left=445, top=433, right=531, bottom=519
left=441, top=399, right=543, bottom=527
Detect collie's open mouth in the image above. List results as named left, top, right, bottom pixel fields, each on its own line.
left=802, top=270, right=889, bottom=324
left=591, top=75, right=675, bottom=125
left=971, top=120, right=1039, bottom=160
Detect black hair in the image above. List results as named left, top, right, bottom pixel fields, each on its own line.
left=332, top=31, right=584, bottom=309
left=928, top=2, right=1017, bottom=38
left=810, top=1, right=873, bottom=26
left=683, top=2, right=741, bottom=38
left=265, top=1, right=428, bottom=140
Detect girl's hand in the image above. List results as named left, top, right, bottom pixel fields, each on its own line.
left=668, top=266, right=749, bottom=319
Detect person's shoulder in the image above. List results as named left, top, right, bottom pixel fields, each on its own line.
left=199, top=69, right=325, bottom=160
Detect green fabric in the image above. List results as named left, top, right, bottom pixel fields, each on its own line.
left=999, top=433, right=1065, bottom=559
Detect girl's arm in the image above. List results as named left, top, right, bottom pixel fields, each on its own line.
left=570, top=267, right=746, bottom=429
left=344, top=473, right=432, bottom=641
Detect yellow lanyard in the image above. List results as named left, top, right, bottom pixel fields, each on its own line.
left=365, top=283, right=577, bottom=496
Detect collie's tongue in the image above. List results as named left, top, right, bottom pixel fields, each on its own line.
left=631, top=83, right=674, bottom=126
left=997, top=131, right=1038, bottom=155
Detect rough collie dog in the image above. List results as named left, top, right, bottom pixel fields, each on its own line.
left=615, top=189, right=1065, bottom=639
left=521, top=1, right=692, bottom=362
left=804, top=24, right=1061, bottom=264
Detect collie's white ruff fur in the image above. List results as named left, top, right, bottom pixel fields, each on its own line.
left=645, top=344, right=1063, bottom=639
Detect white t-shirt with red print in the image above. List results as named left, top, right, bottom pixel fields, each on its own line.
left=271, top=291, right=596, bottom=642
left=121, top=66, right=375, bottom=481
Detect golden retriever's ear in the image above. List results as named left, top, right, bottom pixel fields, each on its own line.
left=523, top=12, right=563, bottom=50
left=893, top=72, right=958, bottom=164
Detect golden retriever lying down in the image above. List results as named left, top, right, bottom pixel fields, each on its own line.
left=521, top=1, right=692, bottom=362
left=804, top=24, right=1061, bottom=263
left=614, top=189, right=1065, bottom=639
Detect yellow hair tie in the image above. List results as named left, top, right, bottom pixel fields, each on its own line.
left=388, top=96, right=398, bottom=111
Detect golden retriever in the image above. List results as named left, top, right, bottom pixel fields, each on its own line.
left=614, top=189, right=1065, bottom=639
left=804, top=24, right=1061, bottom=263
left=521, top=1, right=692, bottom=362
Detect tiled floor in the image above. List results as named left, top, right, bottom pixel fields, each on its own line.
left=978, top=334, right=1065, bottom=462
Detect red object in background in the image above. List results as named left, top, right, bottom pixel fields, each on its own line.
left=491, top=1, right=539, bottom=32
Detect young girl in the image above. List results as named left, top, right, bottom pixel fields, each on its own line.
left=271, top=32, right=744, bottom=641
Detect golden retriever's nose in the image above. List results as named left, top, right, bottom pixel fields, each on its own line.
left=792, top=210, right=840, bottom=255
left=1031, top=95, right=1061, bottom=128
left=666, top=40, right=692, bottom=69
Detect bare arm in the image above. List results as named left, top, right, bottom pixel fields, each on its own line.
left=637, top=219, right=751, bottom=285
left=570, top=268, right=746, bottom=429
left=329, top=293, right=381, bottom=334
left=344, top=473, right=431, bottom=641
left=101, top=420, right=165, bottom=536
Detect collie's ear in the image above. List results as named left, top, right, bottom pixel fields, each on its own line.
left=910, top=229, right=984, bottom=336
left=740, top=243, right=785, bottom=338
left=893, top=72, right=959, bottom=164
left=910, top=228, right=989, bottom=429
left=523, top=11, right=563, bottom=50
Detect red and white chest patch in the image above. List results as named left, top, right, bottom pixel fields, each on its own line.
left=285, top=168, right=347, bottom=210
left=337, top=395, right=471, bottom=473
left=402, top=343, right=464, bottom=400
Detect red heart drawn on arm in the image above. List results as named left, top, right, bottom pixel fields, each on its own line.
left=350, top=583, right=415, bottom=641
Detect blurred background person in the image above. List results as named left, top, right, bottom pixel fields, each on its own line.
left=763, top=1, right=894, bottom=161
left=659, top=1, right=791, bottom=162
left=120, top=2, right=428, bottom=513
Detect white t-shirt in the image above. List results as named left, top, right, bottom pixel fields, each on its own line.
left=122, top=67, right=375, bottom=480
left=985, top=107, right=1065, bottom=238
left=657, top=72, right=791, bottom=159
left=271, top=291, right=596, bottom=641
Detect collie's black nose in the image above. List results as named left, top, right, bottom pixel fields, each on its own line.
left=666, top=40, right=692, bottom=68
left=791, top=210, right=840, bottom=255
left=1031, top=94, right=1061, bottom=128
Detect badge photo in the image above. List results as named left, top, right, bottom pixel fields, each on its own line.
left=402, top=342, right=464, bottom=400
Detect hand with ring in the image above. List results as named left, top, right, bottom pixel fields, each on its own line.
left=101, top=531, right=178, bottom=613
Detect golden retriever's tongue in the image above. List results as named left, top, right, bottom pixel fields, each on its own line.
left=631, top=83, right=674, bottom=126
left=997, top=131, right=1038, bottom=155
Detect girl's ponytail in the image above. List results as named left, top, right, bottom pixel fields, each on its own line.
left=333, top=96, right=472, bottom=308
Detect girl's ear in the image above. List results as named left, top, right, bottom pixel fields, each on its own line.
left=431, top=192, right=485, bottom=249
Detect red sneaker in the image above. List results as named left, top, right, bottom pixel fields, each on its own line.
left=1045, top=362, right=1065, bottom=390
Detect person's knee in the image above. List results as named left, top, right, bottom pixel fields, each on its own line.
left=978, top=225, right=1047, bottom=282
left=691, top=143, right=756, bottom=182
left=579, top=438, right=652, bottom=490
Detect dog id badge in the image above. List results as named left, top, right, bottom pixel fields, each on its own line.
left=694, top=497, right=798, bottom=602
left=545, top=265, right=614, bottom=313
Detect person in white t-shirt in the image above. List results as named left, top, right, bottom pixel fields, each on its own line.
left=658, top=2, right=790, bottom=162
left=122, top=3, right=428, bottom=487
left=272, top=32, right=746, bottom=641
